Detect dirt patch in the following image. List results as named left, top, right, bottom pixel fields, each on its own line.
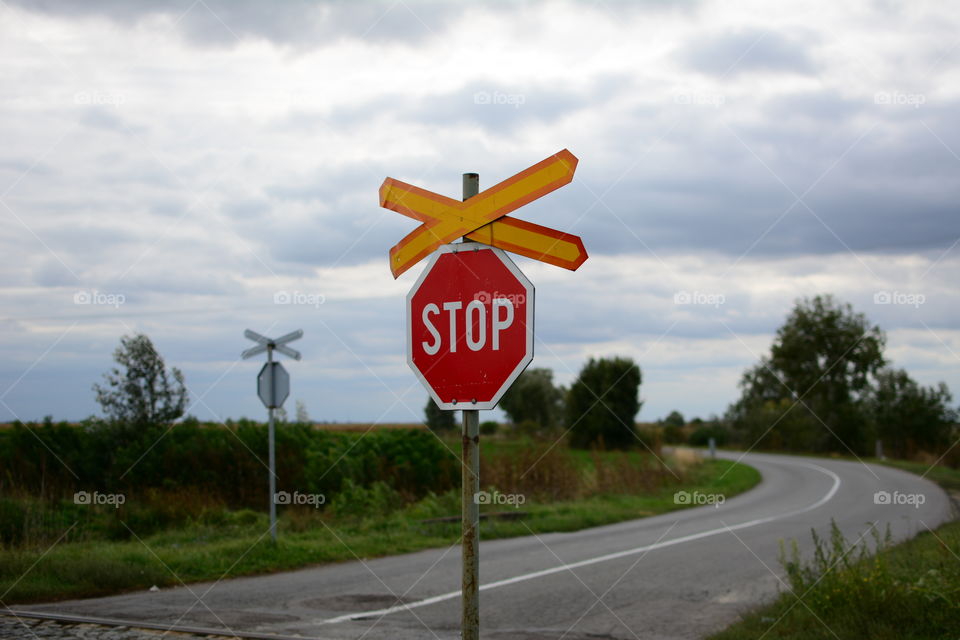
left=300, top=594, right=413, bottom=611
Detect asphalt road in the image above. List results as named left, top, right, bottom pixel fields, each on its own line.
left=14, top=452, right=955, bottom=640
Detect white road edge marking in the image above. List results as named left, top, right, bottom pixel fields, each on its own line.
left=319, top=459, right=841, bottom=625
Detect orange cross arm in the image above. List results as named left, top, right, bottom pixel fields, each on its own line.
left=381, top=149, right=585, bottom=278
left=466, top=217, right=588, bottom=272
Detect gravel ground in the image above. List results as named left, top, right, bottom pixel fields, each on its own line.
left=0, top=615, right=226, bottom=640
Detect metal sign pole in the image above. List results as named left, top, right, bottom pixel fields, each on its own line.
left=242, top=328, right=302, bottom=545
left=267, top=344, right=278, bottom=543
left=391, top=153, right=578, bottom=640
left=461, top=407, right=480, bottom=640
left=461, top=172, right=480, bottom=640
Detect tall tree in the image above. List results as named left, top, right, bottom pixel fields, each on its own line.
left=93, top=333, right=187, bottom=425
left=661, top=410, right=685, bottom=428
left=870, top=368, right=956, bottom=458
left=660, top=410, right=686, bottom=444
left=566, top=357, right=642, bottom=449
left=729, top=295, right=885, bottom=453
left=424, top=397, right=456, bottom=432
left=295, top=399, right=310, bottom=424
left=499, top=368, right=564, bottom=430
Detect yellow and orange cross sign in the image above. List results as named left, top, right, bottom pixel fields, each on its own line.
left=380, top=149, right=588, bottom=278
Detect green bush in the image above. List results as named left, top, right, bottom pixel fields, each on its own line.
left=0, top=498, right=27, bottom=546
left=327, top=480, right=403, bottom=519
left=0, top=421, right=457, bottom=542
left=662, top=423, right=685, bottom=445
left=689, top=424, right=729, bottom=447
left=771, top=521, right=960, bottom=637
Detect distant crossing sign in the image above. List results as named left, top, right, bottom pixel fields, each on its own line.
left=241, top=327, right=303, bottom=543
left=242, top=328, right=303, bottom=361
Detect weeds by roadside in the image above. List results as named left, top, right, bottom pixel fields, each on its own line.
left=0, top=449, right=759, bottom=604
left=709, top=466, right=960, bottom=640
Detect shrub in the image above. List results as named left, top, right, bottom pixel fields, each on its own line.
left=662, top=423, right=685, bottom=445
left=689, top=424, right=729, bottom=447
left=0, top=422, right=457, bottom=522
left=480, top=421, right=499, bottom=435
left=328, top=480, right=404, bottom=519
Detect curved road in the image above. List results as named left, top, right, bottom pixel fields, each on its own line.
left=12, top=452, right=955, bottom=640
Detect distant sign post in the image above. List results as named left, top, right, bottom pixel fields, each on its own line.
left=242, top=328, right=302, bottom=542
left=382, top=152, right=585, bottom=640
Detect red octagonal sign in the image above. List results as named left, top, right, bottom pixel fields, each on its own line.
left=407, top=244, right=534, bottom=410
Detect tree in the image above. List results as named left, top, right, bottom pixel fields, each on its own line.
left=869, top=368, right=957, bottom=458
left=295, top=399, right=310, bottom=424
left=566, top=356, right=642, bottom=449
left=689, top=420, right=730, bottom=447
left=662, top=411, right=685, bottom=428
left=424, top=397, right=456, bottom=432
left=499, top=368, right=565, bottom=430
left=728, top=295, right=885, bottom=454
left=727, top=397, right=820, bottom=451
left=660, top=411, right=686, bottom=445
left=93, top=333, right=187, bottom=425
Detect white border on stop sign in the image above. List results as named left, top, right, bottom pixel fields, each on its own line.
left=405, top=243, right=535, bottom=411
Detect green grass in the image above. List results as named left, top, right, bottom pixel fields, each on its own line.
left=708, top=461, right=960, bottom=640
left=708, top=520, right=960, bottom=640
left=874, top=458, right=960, bottom=494
left=0, top=456, right=759, bottom=605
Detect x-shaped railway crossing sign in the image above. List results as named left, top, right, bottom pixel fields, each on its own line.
left=241, top=329, right=303, bottom=361
left=381, top=149, right=588, bottom=278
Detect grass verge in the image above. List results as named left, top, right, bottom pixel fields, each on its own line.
left=708, top=462, right=960, bottom=640
left=1, top=455, right=758, bottom=604
left=875, top=458, right=960, bottom=495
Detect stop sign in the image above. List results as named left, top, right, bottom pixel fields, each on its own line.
left=407, top=244, right=534, bottom=410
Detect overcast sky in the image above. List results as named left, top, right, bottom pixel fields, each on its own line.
left=1, top=0, right=957, bottom=426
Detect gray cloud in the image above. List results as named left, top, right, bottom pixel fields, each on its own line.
left=220, top=196, right=271, bottom=219
left=0, top=158, right=57, bottom=179
left=569, top=91, right=960, bottom=259
left=9, top=0, right=464, bottom=49
left=287, top=76, right=624, bottom=138
left=681, top=28, right=818, bottom=76
left=77, top=106, right=143, bottom=134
